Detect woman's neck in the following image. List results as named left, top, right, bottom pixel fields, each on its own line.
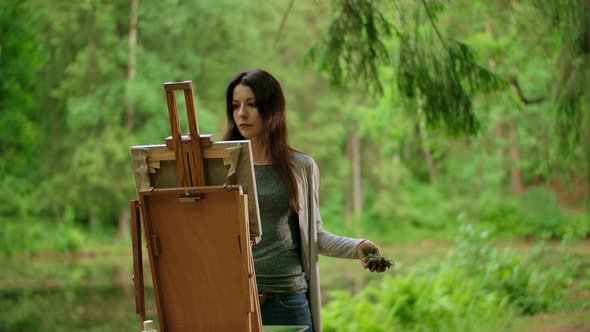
left=250, top=137, right=272, bottom=165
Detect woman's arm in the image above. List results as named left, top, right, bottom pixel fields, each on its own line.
left=309, top=158, right=364, bottom=258
left=311, top=157, right=391, bottom=272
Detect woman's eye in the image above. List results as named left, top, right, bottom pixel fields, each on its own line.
left=232, top=104, right=239, bottom=110
left=248, top=103, right=256, bottom=108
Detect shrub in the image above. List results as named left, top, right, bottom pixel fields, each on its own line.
left=322, top=224, right=574, bottom=331
left=0, top=216, right=87, bottom=254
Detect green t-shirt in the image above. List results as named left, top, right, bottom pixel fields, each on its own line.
left=252, top=164, right=307, bottom=294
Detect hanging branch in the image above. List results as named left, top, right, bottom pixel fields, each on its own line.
left=531, top=0, right=589, bottom=146
left=509, top=76, right=546, bottom=104
left=306, top=0, right=394, bottom=93
left=274, top=0, right=295, bottom=47
left=312, top=0, right=505, bottom=136
left=420, top=0, right=447, bottom=49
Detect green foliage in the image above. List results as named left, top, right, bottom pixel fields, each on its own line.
left=324, top=274, right=511, bottom=332
left=516, top=188, right=568, bottom=237
left=313, top=0, right=507, bottom=136
left=0, top=4, right=588, bottom=332
left=0, top=1, right=41, bottom=177
left=367, top=180, right=458, bottom=232
left=363, top=175, right=575, bottom=240
left=0, top=217, right=87, bottom=254
left=0, top=176, right=33, bottom=217
left=531, top=0, right=590, bottom=148
left=469, top=187, right=573, bottom=239
left=307, top=0, right=393, bottom=93
left=398, top=38, right=506, bottom=136
left=0, top=289, right=43, bottom=332
left=449, top=225, right=573, bottom=315
left=0, top=0, right=587, bottom=257
left=0, top=0, right=281, bottom=233
left=562, top=213, right=590, bottom=244
left=323, top=225, right=574, bottom=331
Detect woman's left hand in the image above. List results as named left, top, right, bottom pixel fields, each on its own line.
left=356, top=240, right=391, bottom=273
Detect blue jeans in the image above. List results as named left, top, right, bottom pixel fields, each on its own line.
left=260, top=292, right=313, bottom=331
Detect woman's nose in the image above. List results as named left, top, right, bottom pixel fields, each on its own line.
left=238, top=104, right=247, bottom=117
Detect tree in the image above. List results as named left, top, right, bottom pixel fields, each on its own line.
left=311, top=0, right=589, bottom=141
left=0, top=2, right=42, bottom=215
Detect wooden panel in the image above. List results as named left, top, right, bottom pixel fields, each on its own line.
left=238, top=194, right=251, bottom=313
left=164, top=81, right=192, bottom=91
left=164, top=89, right=187, bottom=187
left=139, top=186, right=256, bottom=332
left=130, top=200, right=145, bottom=325
left=130, top=140, right=262, bottom=243
left=148, top=148, right=229, bottom=162
left=131, top=148, right=151, bottom=191
left=182, top=97, right=206, bottom=187
left=249, top=244, right=262, bottom=330
left=163, top=81, right=206, bottom=187
left=164, top=134, right=213, bottom=150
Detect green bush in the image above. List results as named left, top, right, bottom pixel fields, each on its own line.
left=475, top=187, right=573, bottom=239
left=562, top=212, right=590, bottom=244
left=0, top=216, right=87, bottom=254
left=0, top=176, right=32, bottom=216
left=322, top=224, right=574, bottom=331
left=323, top=272, right=511, bottom=332
left=0, top=289, right=43, bottom=332
left=450, top=224, right=572, bottom=315
left=362, top=177, right=577, bottom=241
left=366, top=180, right=462, bottom=234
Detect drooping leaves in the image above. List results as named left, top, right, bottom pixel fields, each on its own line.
left=531, top=0, right=590, bottom=148
left=308, top=0, right=394, bottom=93
left=398, top=38, right=505, bottom=135
left=311, top=0, right=506, bottom=136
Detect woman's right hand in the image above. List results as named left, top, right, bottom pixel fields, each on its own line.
left=356, top=240, right=393, bottom=272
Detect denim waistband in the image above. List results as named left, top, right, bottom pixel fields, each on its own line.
left=258, top=291, right=306, bottom=303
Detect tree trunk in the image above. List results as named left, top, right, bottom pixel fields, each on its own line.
left=509, top=122, right=524, bottom=194
left=418, top=97, right=437, bottom=183
left=118, top=264, right=131, bottom=297
left=118, top=0, right=138, bottom=240
left=392, top=153, right=401, bottom=187
left=118, top=206, right=130, bottom=240
left=345, top=134, right=353, bottom=224
left=496, top=120, right=507, bottom=181
left=89, top=207, right=98, bottom=232
left=351, top=132, right=363, bottom=215
left=125, top=0, right=138, bottom=132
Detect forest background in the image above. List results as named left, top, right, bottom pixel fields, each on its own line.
left=1, top=0, right=589, bottom=331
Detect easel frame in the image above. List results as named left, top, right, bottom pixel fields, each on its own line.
left=129, top=81, right=262, bottom=332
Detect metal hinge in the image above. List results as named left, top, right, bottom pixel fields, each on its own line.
left=151, top=235, right=161, bottom=256
left=237, top=235, right=242, bottom=255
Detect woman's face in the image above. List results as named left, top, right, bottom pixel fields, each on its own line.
left=232, top=83, right=263, bottom=141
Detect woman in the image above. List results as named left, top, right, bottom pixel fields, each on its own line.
left=223, top=69, right=388, bottom=332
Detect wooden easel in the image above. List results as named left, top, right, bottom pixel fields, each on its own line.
left=130, top=81, right=262, bottom=332
left=163, top=81, right=206, bottom=188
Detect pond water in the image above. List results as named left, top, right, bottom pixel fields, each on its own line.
left=0, top=249, right=395, bottom=332
left=1, top=239, right=441, bottom=332
left=0, top=251, right=155, bottom=332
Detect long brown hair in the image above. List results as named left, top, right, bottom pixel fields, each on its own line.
left=223, top=69, right=299, bottom=212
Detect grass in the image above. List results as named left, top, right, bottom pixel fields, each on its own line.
left=511, top=310, right=590, bottom=332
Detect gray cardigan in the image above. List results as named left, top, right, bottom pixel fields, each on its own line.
left=291, top=151, right=364, bottom=332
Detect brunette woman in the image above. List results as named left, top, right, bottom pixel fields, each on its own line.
left=224, top=69, right=388, bottom=332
